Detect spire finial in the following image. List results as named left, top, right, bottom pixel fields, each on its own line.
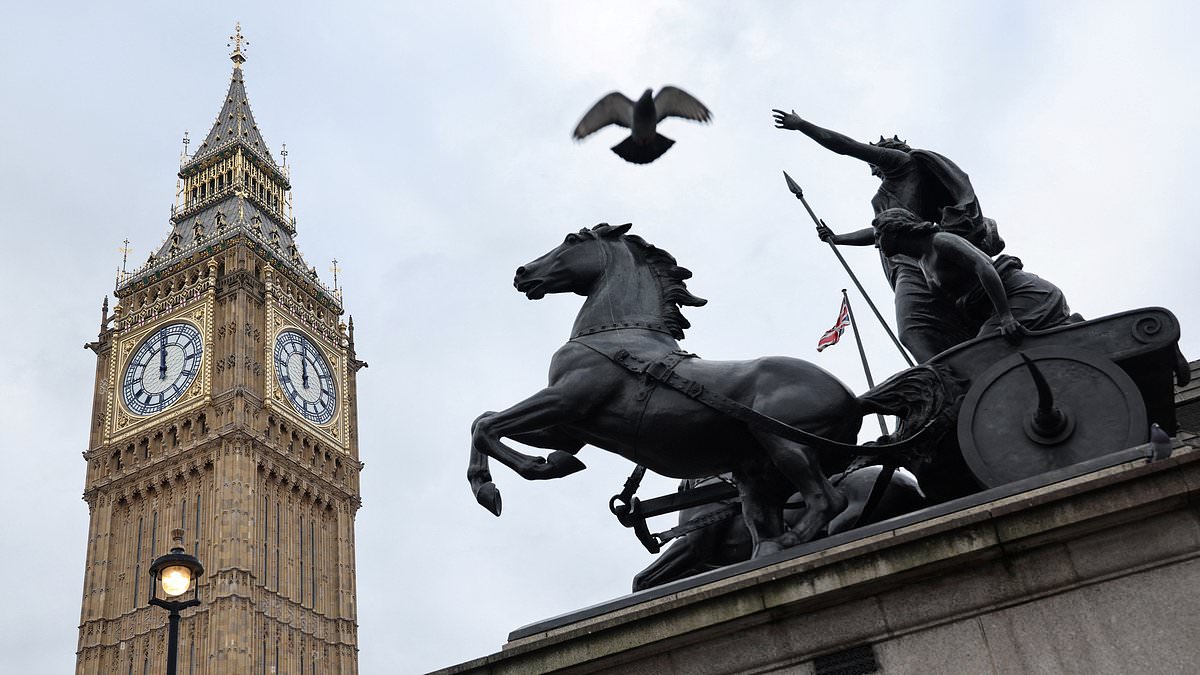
left=330, top=259, right=341, bottom=293
left=228, top=22, right=248, bottom=68
left=118, top=239, right=132, bottom=278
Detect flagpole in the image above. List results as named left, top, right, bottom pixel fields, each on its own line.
left=842, top=289, right=889, bottom=436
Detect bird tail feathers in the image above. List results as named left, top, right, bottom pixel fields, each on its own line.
left=611, top=134, right=674, bottom=164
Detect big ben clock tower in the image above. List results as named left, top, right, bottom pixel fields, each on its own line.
left=77, top=27, right=364, bottom=674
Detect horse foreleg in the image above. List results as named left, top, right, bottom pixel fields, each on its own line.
left=468, top=413, right=502, bottom=516
left=469, top=426, right=583, bottom=513
left=509, top=427, right=585, bottom=453
left=470, top=385, right=593, bottom=515
left=473, top=397, right=589, bottom=480
left=470, top=413, right=580, bottom=508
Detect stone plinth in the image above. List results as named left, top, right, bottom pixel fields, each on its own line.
left=435, top=433, right=1200, bottom=674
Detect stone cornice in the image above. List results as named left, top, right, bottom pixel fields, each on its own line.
left=83, top=444, right=216, bottom=506
left=255, top=448, right=361, bottom=510
left=84, top=423, right=361, bottom=508
left=117, top=232, right=342, bottom=314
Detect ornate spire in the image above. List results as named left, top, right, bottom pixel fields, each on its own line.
left=119, top=239, right=131, bottom=276
left=122, top=29, right=338, bottom=314
left=187, top=26, right=276, bottom=169
left=228, top=22, right=248, bottom=68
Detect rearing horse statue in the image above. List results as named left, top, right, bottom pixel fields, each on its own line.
left=470, top=223, right=948, bottom=556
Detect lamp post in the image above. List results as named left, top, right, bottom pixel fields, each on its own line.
left=148, top=528, right=204, bottom=675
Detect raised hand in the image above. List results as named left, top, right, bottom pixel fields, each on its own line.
left=815, top=221, right=836, bottom=243
left=771, top=108, right=803, bottom=130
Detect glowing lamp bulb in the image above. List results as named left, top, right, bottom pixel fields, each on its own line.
left=160, top=565, right=192, bottom=597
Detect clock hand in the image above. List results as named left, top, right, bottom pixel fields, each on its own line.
left=302, top=354, right=309, bottom=389
left=159, top=329, right=167, bottom=379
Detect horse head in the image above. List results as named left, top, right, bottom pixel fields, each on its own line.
left=514, top=223, right=632, bottom=300
left=476, top=223, right=879, bottom=560
left=514, top=223, right=707, bottom=339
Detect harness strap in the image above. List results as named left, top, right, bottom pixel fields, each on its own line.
left=610, top=351, right=694, bottom=523
left=650, top=494, right=812, bottom=548
left=654, top=503, right=741, bottom=545
left=609, top=464, right=648, bottom=523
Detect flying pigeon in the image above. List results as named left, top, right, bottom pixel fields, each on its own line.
left=572, top=86, right=712, bottom=164
left=1149, top=422, right=1174, bottom=461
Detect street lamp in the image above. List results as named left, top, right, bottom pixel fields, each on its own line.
left=148, top=528, right=204, bottom=675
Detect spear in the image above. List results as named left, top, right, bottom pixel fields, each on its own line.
left=782, top=171, right=914, bottom=367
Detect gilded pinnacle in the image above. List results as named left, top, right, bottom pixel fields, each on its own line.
left=228, top=22, right=248, bottom=67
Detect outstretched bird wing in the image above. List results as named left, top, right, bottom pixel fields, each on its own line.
left=573, top=92, right=635, bottom=140
left=654, top=86, right=712, bottom=123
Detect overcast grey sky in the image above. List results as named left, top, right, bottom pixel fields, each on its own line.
left=2, top=2, right=1198, bottom=673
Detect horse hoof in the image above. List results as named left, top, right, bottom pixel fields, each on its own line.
left=475, top=482, right=503, bottom=516
left=545, top=451, right=587, bottom=478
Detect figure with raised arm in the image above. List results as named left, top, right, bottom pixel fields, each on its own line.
left=772, top=109, right=1005, bottom=361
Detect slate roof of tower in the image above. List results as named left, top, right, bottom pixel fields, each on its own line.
left=183, top=63, right=279, bottom=172
left=155, top=192, right=298, bottom=259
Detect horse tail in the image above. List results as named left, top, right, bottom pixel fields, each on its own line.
left=857, top=363, right=967, bottom=447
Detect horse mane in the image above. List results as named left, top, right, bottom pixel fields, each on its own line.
left=582, top=223, right=708, bottom=339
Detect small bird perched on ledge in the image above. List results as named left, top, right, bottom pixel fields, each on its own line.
left=573, top=86, right=712, bottom=164
left=1149, top=422, right=1174, bottom=461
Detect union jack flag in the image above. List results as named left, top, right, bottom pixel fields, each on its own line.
left=817, top=296, right=852, bottom=352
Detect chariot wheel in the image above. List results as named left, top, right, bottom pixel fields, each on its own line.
left=957, top=346, right=1147, bottom=489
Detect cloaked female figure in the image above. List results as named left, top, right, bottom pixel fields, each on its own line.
left=871, top=207, right=1080, bottom=344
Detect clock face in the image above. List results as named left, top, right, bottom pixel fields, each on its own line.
left=122, top=322, right=204, bottom=416
left=274, top=330, right=337, bottom=425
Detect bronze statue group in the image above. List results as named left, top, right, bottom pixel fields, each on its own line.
left=468, top=90, right=1188, bottom=592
